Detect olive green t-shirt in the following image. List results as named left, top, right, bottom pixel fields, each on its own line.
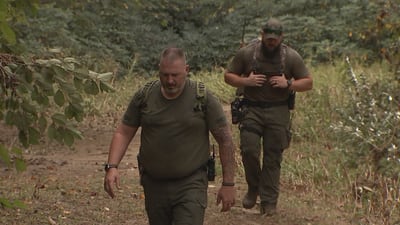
left=226, top=40, right=309, bottom=102
left=123, top=79, right=227, bottom=179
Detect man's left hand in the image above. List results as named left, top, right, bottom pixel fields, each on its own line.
left=216, top=185, right=236, bottom=212
left=269, top=74, right=288, bottom=88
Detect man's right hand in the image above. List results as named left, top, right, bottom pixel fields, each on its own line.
left=104, top=168, right=120, bottom=198
left=246, top=72, right=267, bottom=87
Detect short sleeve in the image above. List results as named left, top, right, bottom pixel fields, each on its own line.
left=288, top=48, right=309, bottom=79
left=122, top=88, right=145, bottom=127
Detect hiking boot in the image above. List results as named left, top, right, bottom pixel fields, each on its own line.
left=242, top=188, right=258, bottom=209
left=260, top=203, right=277, bottom=216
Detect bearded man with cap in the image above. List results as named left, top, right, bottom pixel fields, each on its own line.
left=224, top=17, right=313, bottom=216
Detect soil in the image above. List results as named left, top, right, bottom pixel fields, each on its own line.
left=0, top=107, right=353, bottom=225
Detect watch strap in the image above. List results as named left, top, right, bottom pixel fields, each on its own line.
left=104, top=163, right=118, bottom=171
left=287, top=79, right=292, bottom=88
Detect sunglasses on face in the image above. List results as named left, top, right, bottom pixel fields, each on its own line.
left=263, top=28, right=282, bottom=35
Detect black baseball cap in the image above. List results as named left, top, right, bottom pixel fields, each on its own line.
left=262, top=18, right=283, bottom=39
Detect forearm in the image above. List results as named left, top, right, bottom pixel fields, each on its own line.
left=211, top=125, right=236, bottom=183
left=290, top=75, right=313, bottom=92
left=219, top=143, right=236, bottom=183
left=107, top=124, right=138, bottom=165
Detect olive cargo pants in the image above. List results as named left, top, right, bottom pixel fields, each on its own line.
left=239, top=104, right=291, bottom=205
left=141, top=168, right=208, bottom=225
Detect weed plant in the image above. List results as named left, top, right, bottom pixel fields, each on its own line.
left=330, top=58, right=399, bottom=224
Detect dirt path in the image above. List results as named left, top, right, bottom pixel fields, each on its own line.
left=0, top=110, right=352, bottom=225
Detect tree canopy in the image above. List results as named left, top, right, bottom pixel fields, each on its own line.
left=1, top=0, right=399, bottom=74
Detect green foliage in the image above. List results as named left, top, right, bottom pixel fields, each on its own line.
left=329, top=58, right=400, bottom=221
left=0, top=0, right=38, bottom=48
left=0, top=53, right=115, bottom=176
left=3, top=0, right=399, bottom=74
left=133, top=0, right=242, bottom=71
left=0, top=146, right=26, bottom=172
left=331, top=57, right=399, bottom=177
left=0, top=197, right=26, bottom=209
left=1, top=0, right=399, bottom=75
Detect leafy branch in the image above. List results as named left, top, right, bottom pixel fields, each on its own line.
left=0, top=53, right=115, bottom=171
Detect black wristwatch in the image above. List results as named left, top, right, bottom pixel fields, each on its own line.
left=104, top=163, right=118, bottom=171
left=286, top=79, right=292, bottom=88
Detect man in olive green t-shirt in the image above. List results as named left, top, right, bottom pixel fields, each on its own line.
left=225, top=18, right=313, bottom=216
left=104, top=47, right=236, bottom=225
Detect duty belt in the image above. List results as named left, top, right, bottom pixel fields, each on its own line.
left=242, top=99, right=288, bottom=108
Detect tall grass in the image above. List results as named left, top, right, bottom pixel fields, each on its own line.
left=284, top=59, right=399, bottom=224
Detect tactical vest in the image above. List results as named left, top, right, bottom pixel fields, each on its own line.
left=236, top=40, right=288, bottom=96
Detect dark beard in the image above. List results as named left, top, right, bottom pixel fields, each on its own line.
left=261, top=42, right=281, bottom=58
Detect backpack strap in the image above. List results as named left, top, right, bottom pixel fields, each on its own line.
left=144, top=80, right=160, bottom=92
left=194, top=81, right=207, bottom=112
left=140, top=80, right=159, bottom=107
